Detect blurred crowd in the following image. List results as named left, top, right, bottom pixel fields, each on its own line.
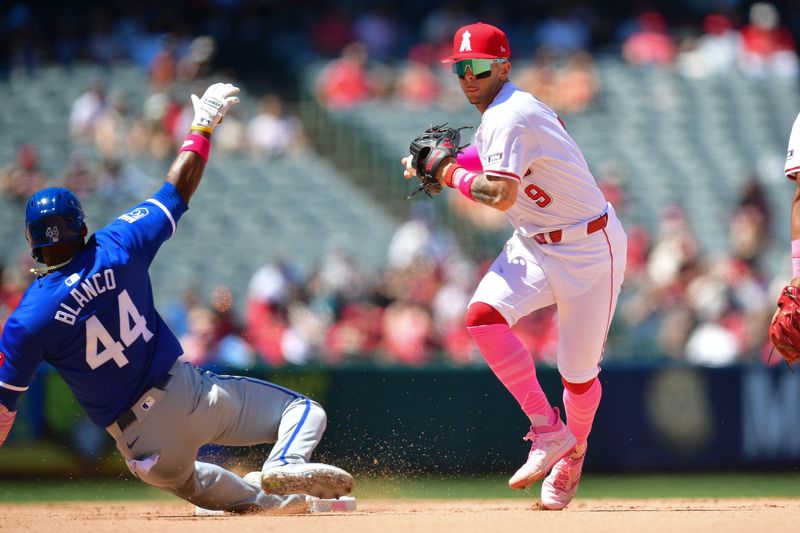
left=65, top=77, right=305, bottom=162
left=0, top=87, right=304, bottom=202
left=0, top=55, right=304, bottom=201
left=0, top=0, right=797, bottom=369
left=314, top=2, right=800, bottom=114
left=3, top=1, right=800, bottom=115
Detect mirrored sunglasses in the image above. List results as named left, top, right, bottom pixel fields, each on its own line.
left=453, top=59, right=506, bottom=79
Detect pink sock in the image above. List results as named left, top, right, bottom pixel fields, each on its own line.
left=563, top=378, right=602, bottom=444
left=467, top=324, right=552, bottom=427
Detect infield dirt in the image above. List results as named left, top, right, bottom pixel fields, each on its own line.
left=1, top=498, right=798, bottom=533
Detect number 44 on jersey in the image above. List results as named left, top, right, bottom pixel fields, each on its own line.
left=86, top=290, right=153, bottom=370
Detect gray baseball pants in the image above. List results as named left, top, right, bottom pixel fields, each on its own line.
left=106, top=361, right=326, bottom=512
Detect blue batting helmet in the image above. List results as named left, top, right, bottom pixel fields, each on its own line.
left=25, top=187, right=85, bottom=262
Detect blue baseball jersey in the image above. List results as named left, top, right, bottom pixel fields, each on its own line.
left=0, top=183, right=188, bottom=427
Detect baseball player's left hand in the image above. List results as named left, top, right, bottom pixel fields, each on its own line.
left=191, top=82, right=241, bottom=131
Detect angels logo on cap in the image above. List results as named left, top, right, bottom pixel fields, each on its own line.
left=0, top=352, right=5, bottom=368
left=442, top=22, right=511, bottom=63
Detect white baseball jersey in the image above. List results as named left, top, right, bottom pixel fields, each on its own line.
left=786, top=111, right=800, bottom=178
left=469, top=81, right=627, bottom=382
left=475, top=82, right=607, bottom=235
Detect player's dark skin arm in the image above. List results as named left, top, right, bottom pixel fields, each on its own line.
left=166, top=130, right=211, bottom=204
left=439, top=159, right=518, bottom=211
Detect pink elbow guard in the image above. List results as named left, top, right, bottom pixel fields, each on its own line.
left=456, top=145, right=483, bottom=172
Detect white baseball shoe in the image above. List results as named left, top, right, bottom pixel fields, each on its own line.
left=259, top=463, right=355, bottom=499
left=508, top=409, right=577, bottom=490
left=241, top=470, right=358, bottom=514
left=540, top=449, right=586, bottom=510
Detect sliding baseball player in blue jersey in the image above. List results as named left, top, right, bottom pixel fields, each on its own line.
left=0, top=82, right=353, bottom=513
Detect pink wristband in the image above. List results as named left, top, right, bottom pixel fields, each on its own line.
left=178, top=133, right=211, bottom=161
left=792, top=240, right=800, bottom=278
left=452, top=167, right=478, bottom=202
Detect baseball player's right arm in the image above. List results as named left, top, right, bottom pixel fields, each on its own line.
left=104, top=83, right=242, bottom=266
left=167, top=83, right=240, bottom=203
left=402, top=156, right=517, bottom=211
left=443, top=159, right=518, bottom=210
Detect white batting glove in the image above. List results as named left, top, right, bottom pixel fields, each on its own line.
left=190, top=82, right=241, bottom=132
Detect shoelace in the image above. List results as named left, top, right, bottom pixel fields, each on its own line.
left=523, top=430, right=564, bottom=457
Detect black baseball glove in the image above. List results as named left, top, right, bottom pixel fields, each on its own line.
left=407, top=124, right=471, bottom=199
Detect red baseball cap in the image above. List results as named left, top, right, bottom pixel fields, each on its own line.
left=441, top=22, right=511, bottom=63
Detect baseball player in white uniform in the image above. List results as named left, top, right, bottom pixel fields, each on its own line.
left=402, top=22, right=627, bottom=509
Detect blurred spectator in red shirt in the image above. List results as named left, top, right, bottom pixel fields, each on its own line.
left=394, top=45, right=440, bottom=108
left=381, top=300, right=436, bottom=365
left=623, top=12, right=677, bottom=66
left=316, top=42, right=374, bottom=110
left=624, top=225, right=651, bottom=281
left=324, top=301, right=383, bottom=364
left=739, top=2, right=799, bottom=78
left=0, top=145, right=46, bottom=201
left=179, top=304, right=255, bottom=368
left=245, top=261, right=296, bottom=365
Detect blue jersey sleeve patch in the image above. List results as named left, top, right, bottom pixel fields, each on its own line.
left=104, top=182, right=189, bottom=267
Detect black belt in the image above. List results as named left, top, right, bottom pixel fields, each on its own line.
left=114, top=373, right=173, bottom=433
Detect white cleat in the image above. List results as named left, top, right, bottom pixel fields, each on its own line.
left=540, top=452, right=586, bottom=510
left=508, top=411, right=577, bottom=490
left=194, top=493, right=314, bottom=516
left=240, top=472, right=357, bottom=514
left=270, top=494, right=358, bottom=514
left=260, top=463, right=355, bottom=499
